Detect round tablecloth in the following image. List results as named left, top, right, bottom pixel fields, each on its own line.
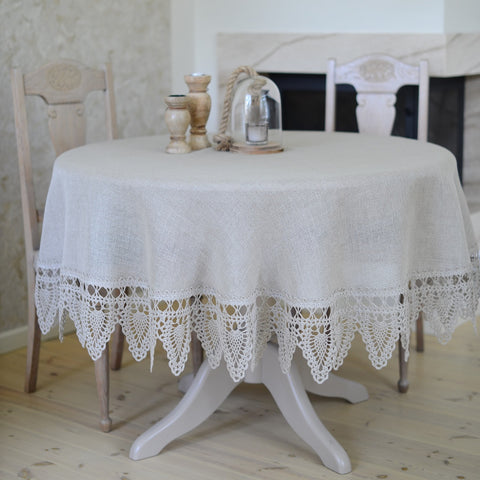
left=35, top=131, right=480, bottom=383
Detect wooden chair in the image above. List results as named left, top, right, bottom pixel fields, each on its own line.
left=325, top=54, right=429, bottom=393
left=11, top=59, right=123, bottom=432
left=12, top=59, right=205, bottom=430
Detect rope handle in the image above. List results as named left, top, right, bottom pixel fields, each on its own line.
left=213, top=66, right=258, bottom=151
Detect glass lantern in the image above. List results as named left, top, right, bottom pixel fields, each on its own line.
left=229, top=75, right=283, bottom=153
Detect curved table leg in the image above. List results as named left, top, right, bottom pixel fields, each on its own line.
left=294, top=352, right=368, bottom=404
left=260, top=343, right=352, bottom=474
left=129, top=360, right=238, bottom=460
left=131, top=342, right=362, bottom=474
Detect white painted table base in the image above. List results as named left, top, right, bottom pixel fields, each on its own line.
left=129, top=343, right=368, bottom=474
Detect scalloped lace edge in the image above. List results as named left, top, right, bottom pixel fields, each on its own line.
left=35, top=259, right=479, bottom=384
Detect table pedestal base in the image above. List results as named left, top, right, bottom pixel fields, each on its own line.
left=129, top=343, right=368, bottom=474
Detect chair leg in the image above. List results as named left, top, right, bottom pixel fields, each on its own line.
left=191, top=332, right=203, bottom=375
left=416, top=311, right=424, bottom=352
left=397, top=338, right=409, bottom=393
left=25, top=295, right=41, bottom=393
left=109, top=324, right=124, bottom=371
left=94, top=345, right=112, bottom=432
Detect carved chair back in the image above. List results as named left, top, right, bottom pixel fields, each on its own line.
left=325, top=54, right=429, bottom=141
left=11, top=59, right=117, bottom=262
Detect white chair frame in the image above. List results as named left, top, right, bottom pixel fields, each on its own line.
left=324, top=54, right=430, bottom=393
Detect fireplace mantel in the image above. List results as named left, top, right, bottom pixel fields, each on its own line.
left=217, top=33, right=480, bottom=83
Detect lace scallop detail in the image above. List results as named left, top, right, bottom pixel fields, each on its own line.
left=35, top=257, right=479, bottom=384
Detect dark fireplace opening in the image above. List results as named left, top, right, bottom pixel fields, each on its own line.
left=264, top=73, right=465, bottom=182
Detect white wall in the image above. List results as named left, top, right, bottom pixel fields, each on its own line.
left=171, top=0, right=448, bottom=130
left=444, top=0, right=480, bottom=32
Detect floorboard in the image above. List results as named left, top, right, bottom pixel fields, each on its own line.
left=0, top=321, right=478, bottom=479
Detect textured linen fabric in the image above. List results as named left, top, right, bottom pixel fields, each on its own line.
left=35, top=131, right=480, bottom=382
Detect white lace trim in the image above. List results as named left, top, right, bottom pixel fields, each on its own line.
left=35, top=258, right=480, bottom=384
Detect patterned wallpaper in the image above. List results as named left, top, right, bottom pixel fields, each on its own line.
left=0, top=0, right=171, bottom=333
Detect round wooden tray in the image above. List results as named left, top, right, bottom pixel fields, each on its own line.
left=230, top=142, right=284, bottom=154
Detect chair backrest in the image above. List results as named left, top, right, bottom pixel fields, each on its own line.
left=325, top=54, right=429, bottom=141
left=11, top=59, right=117, bottom=267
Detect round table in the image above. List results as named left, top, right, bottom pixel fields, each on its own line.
left=35, top=131, right=479, bottom=473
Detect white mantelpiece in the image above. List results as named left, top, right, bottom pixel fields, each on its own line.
left=216, top=33, right=480, bottom=212
left=217, top=33, right=480, bottom=80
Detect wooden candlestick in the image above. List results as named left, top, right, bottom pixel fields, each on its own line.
left=164, top=95, right=191, bottom=154
left=184, top=73, right=211, bottom=150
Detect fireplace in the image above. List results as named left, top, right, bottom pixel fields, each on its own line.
left=265, top=72, right=465, bottom=182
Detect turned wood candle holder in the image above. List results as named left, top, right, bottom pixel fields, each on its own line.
left=184, top=73, right=211, bottom=150
left=164, top=95, right=191, bottom=154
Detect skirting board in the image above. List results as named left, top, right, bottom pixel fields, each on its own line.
left=0, top=319, right=75, bottom=355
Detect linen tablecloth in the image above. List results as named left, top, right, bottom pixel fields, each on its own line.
left=35, top=131, right=480, bottom=383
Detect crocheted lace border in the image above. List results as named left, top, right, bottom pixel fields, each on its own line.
left=35, top=261, right=479, bottom=384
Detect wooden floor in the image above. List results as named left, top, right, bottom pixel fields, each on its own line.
left=1, top=322, right=479, bottom=480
